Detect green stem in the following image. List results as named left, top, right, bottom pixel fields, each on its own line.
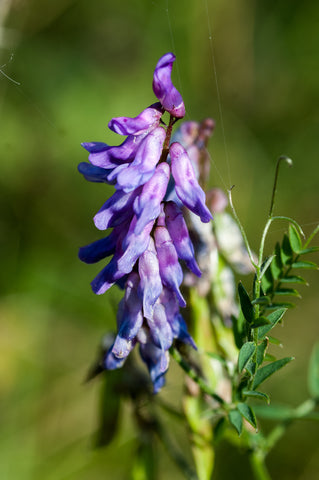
left=228, top=187, right=258, bottom=269
left=304, top=224, right=319, bottom=248
left=269, top=156, right=292, bottom=218
left=264, top=398, right=316, bottom=453
left=169, top=347, right=225, bottom=405
left=250, top=450, right=272, bottom=480
left=156, top=420, right=198, bottom=480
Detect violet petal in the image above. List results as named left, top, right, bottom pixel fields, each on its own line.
left=139, top=343, right=168, bottom=393
left=117, top=217, right=154, bottom=274
left=116, top=127, right=166, bottom=192
left=133, top=163, right=170, bottom=235
left=86, top=134, right=147, bottom=168
left=146, top=303, right=173, bottom=352
left=154, top=225, right=186, bottom=307
left=108, top=103, right=163, bottom=136
left=170, top=142, right=213, bottom=223
left=94, top=188, right=140, bottom=230
left=164, top=201, right=201, bottom=276
left=138, top=238, right=163, bottom=320
left=152, top=53, right=185, bottom=118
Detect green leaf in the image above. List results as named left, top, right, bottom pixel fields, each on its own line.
left=252, top=296, right=271, bottom=306
left=253, top=404, right=294, bottom=420
left=264, top=353, right=277, bottom=362
left=261, top=267, right=273, bottom=294
left=245, top=360, right=257, bottom=377
left=237, top=403, right=257, bottom=429
left=238, top=342, right=256, bottom=372
left=260, top=255, right=276, bottom=279
left=228, top=409, right=243, bottom=435
left=280, top=275, right=308, bottom=285
left=252, top=357, right=294, bottom=390
left=132, top=442, right=157, bottom=480
left=308, top=343, right=319, bottom=399
left=258, top=308, right=287, bottom=339
left=267, top=336, right=282, bottom=346
left=250, top=317, right=272, bottom=329
left=257, top=338, right=268, bottom=366
left=270, top=243, right=282, bottom=280
left=213, top=417, right=227, bottom=443
left=281, top=234, right=293, bottom=266
left=289, top=224, right=302, bottom=254
left=242, top=390, right=270, bottom=404
left=298, top=246, right=319, bottom=255
left=291, top=261, right=318, bottom=269
left=267, top=301, right=295, bottom=309
left=238, top=282, right=254, bottom=324
left=232, top=312, right=246, bottom=349
left=274, top=288, right=301, bottom=297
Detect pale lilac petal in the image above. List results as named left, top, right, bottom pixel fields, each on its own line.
left=152, top=53, right=185, bottom=118
left=170, top=142, right=213, bottom=223
left=104, top=345, right=127, bottom=370
left=146, top=303, right=173, bottom=352
left=160, top=288, right=196, bottom=348
left=108, top=103, right=163, bottom=136
left=164, top=201, right=201, bottom=276
left=138, top=238, right=163, bottom=319
left=116, top=127, right=166, bottom=192
left=139, top=343, right=168, bottom=393
left=133, top=163, right=170, bottom=235
left=154, top=226, right=186, bottom=307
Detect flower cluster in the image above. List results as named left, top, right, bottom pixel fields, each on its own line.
left=78, top=53, right=213, bottom=392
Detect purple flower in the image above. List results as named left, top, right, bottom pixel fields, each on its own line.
left=79, top=53, right=212, bottom=392
left=153, top=53, right=185, bottom=118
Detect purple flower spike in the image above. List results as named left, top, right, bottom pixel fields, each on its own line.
left=78, top=53, right=214, bottom=392
left=138, top=239, right=162, bottom=320
left=133, top=163, right=170, bottom=235
left=153, top=53, right=185, bottom=118
left=170, top=142, right=213, bottom=223
left=108, top=103, right=163, bottom=136
left=116, top=126, right=166, bottom=192
left=164, top=201, right=201, bottom=276
left=154, top=225, right=186, bottom=307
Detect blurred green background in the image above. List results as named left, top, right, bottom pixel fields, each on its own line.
left=0, top=0, right=318, bottom=478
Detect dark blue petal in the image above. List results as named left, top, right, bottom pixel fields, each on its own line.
left=78, top=162, right=113, bottom=183
left=78, top=232, right=117, bottom=264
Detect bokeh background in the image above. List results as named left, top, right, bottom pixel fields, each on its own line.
left=0, top=0, right=318, bottom=479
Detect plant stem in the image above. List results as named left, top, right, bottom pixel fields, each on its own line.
left=269, top=156, right=292, bottom=218
left=304, top=224, right=319, bottom=248
left=169, top=347, right=225, bottom=405
left=228, top=187, right=258, bottom=269
left=250, top=450, right=272, bottom=480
